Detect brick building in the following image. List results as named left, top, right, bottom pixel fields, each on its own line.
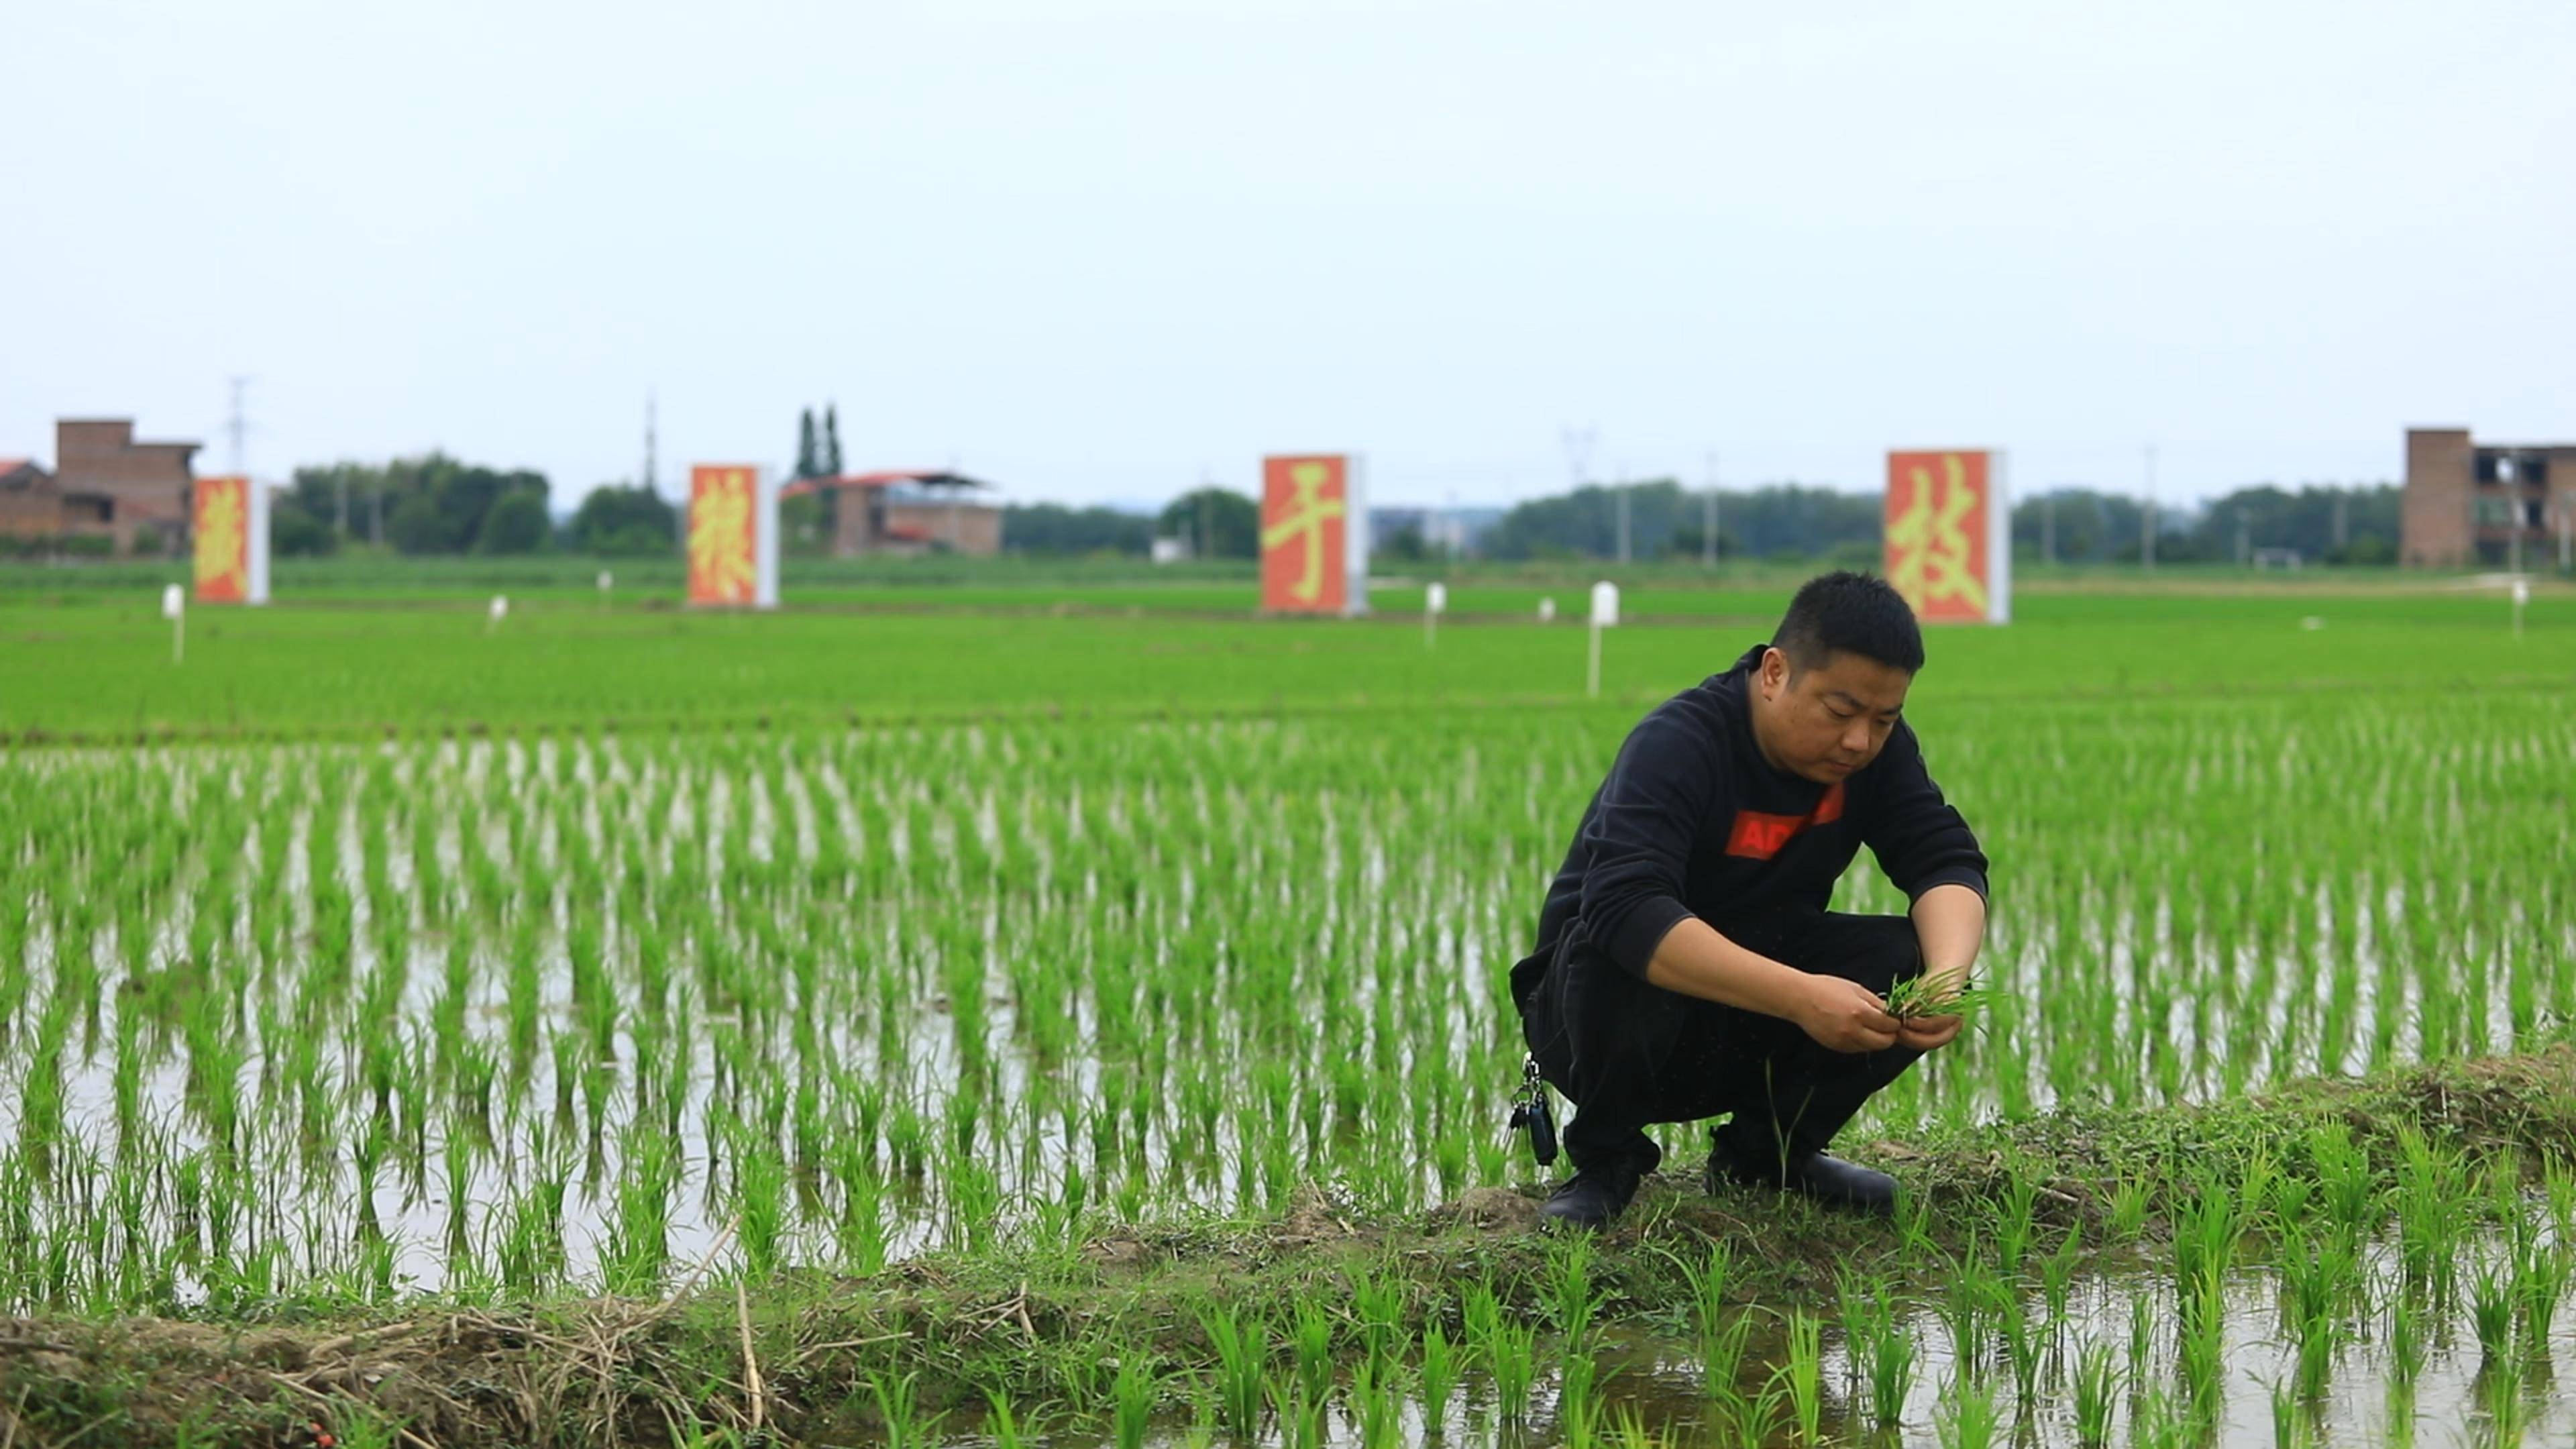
left=781, top=470, right=1002, bottom=557
left=2403, top=427, right=2576, bottom=569
left=1, top=419, right=203, bottom=555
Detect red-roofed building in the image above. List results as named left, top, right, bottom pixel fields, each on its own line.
left=779, top=470, right=1002, bottom=557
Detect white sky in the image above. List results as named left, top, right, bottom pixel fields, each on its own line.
left=5, top=0, right=2570, bottom=513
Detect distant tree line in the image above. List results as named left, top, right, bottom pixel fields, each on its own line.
left=2015, top=483, right=2400, bottom=565
left=272, top=455, right=678, bottom=557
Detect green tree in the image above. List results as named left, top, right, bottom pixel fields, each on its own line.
left=1002, top=503, right=1154, bottom=555
left=567, top=482, right=678, bottom=555
left=795, top=409, right=820, bottom=480
left=477, top=490, right=551, bottom=553
left=822, top=405, right=843, bottom=476
left=1157, top=488, right=1259, bottom=559
left=270, top=498, right=332, bottom=557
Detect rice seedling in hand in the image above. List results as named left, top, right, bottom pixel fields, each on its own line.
left=1883, top=973, right=2000, bottom=1025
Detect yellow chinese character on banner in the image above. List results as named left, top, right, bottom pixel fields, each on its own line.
left=195, top=482, right=245, bottom=598
left=1887, top=454, right=1988, bottom=615
left=690, top=470, right=757, bottom=602
left=1260, top=461, right=1346, bottom=606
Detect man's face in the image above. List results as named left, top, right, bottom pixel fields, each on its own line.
left=1753, top=647, right=1913, bottom=784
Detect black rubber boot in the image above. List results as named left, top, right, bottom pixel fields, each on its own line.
left=1705, top=1129, right=1898, bottom=1218
left=1538, top=1159, right=1646, bottom=1230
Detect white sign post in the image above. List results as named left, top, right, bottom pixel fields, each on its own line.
left=1587, top=580, right=1620, bottom=698
left=2513, top=577, right=2530, bottom=640
left=161, top=584, right=184, bottom=664
left=597, top=570, right=613, bottom=611
left=1538, top=596, right=1556, bottom=625
left=1424, top=582, right=1446, bottom=650
left=488, top=594, right=509, bottom=635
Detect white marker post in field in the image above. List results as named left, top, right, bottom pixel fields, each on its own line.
left=488, top=594, right=509, bottom=635
left=161, top=584, right=184, bottom=664
left=598, top=570, right=613, bottom=611
left=1538, top=596, right=1556, bottom=624
left=1425, top=582, right=1446, bottom=650
left=1587, top=580, right=1619, bottom=698
left=2514, top=577, right=2530, bottom=640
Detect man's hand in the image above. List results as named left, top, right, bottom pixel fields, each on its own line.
left=1895, top=1012, right=1964, bottom=1051
left=1892, top=963, right=1972, bottom=1052
left=1796, top=977, right=1902, bottom=1053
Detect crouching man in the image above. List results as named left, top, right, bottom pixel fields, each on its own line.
left=1509, top=572, right=1990, bottom=1228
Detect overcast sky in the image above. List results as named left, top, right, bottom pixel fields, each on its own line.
left=6, top=0, right=2569, bottom=513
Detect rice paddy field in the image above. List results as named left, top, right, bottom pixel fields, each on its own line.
left=1, top=567, right=2572, bottom=1448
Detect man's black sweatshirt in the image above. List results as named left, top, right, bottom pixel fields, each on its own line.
left=1513, top=643, right=1988, bottom=1003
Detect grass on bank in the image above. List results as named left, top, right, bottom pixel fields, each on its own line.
left=7, top=1045, right=2576, bottom=1449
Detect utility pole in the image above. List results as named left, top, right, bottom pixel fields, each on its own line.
left=643, top=390, right=659, bottom=494
left=2237, top=509, right=2250, bottom=567
left=2332, top=491, right=2349, bottom=552
left=1615, top=462, right=1631, bottom=564
left=1702, top=451, right=1719, bottom=568
left=2042, top=490, right=2055, bottom=566
left=335, top=470, right=347, bottom=539
left=1197, top=472, right=1213, bottom=560
left=227, top=376, right=250, bottom=476
left=2142, top=443, right=2157, bottom=573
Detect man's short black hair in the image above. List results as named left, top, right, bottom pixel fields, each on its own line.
left=1774, top=571, right=1925, bottom=676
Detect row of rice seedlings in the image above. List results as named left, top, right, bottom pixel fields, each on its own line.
left=1, top=685, right=2572, bottom=1313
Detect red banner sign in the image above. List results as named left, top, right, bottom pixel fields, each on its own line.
left=1260, top=455, right=1350, bottom=614
left=1884, top=451, right=2000, bottom=624
left=688, top=466, right=761, bottom=606
left=193, top=476, right=250, bottom=604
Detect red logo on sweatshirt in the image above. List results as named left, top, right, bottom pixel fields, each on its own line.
left=1724, top=783, right=1845, bottom=860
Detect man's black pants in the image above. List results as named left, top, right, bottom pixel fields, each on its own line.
left=1514, top=912, right=1926, bottom=1175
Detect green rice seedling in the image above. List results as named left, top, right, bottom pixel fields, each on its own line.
left=1489, top=1319, right=1540, bottom=1421
left=2480, top=1348, right=2526, bottom=1446
left=2470, top=1258, right=2517, bottom=1362
left=1557, top=1347, right=1602, bottom=1434
left=1707, top=1371, right=1787, bottom=1449
left=1775, top=1309, right=1825, bottom=1444
left=2176, top=1271, right=2226, bottom=1418
left=2268, top=1377, right=2307, bottom=1449
left=983, top=1388, right=1029, bottom=1449
left=2292, top=1306, right=2336, bottom=1402
left=1419, top=1322, right=1458, bottom=1435
left=1291, top=1298, right=1334, bottom=1405
left=2108, top=1174, right=2151, bottom=1242
left=1266, top=1382, right=1323, bottom=1449
left=2385, top=1278, right=2426, bottom=1385
left=1855, top=1290, right=1915, bottom=1428
left=1933, top=1373, right=2000, bottom=1449
left=1352, top=1265, right=1406, bottom=1368
left=1460, top=1279, right=1503, bottom=1360
left=1989, top=1159, right=2039, bottom=1279
left=867, top=1371, right=938, bottom=1449
left=2514, top=1240, right=2571, bottom=1347
left=1350, top=1360, right=1401, bottom=1449
left=1199, top=1304, right=1269, bottom=1438
left=1546, top=1230, right=1601, bottom=1346
left=1605, top=1405, right=1666, bottom=1449
left=1111, top=1354, right=1156, bottom=1449
left=1939, top=1260, right=1990, bottom=1373
left=1694, top=1299, right=1754, bottom=1404
left=2071, top=1337, right=2118, bottom=1446
left=1883, top=973, right=2000, bottom=1024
